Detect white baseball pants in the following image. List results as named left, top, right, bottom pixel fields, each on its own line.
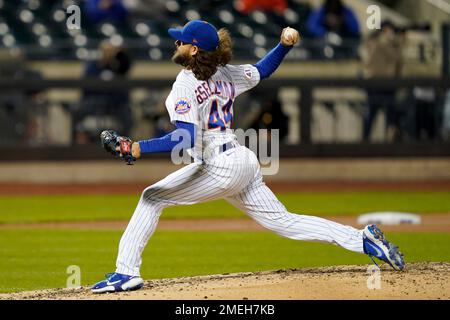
left=116, top=146, right=364, bottom=276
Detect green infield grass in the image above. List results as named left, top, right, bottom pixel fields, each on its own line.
left=0, top=191, right=449, bottom=224
left=0, top=229, right=449, bottom=293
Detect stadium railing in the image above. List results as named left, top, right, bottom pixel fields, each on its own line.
left=0, top=77, right=449, bottom=161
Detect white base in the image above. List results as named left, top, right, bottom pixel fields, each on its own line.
left=358, top=212, right=421, bottom=226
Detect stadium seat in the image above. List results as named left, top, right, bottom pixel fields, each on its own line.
left=0, top=0, right=358, bottom=61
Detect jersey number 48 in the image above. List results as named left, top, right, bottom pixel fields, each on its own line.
left=208, top=99, right=233, bottom=131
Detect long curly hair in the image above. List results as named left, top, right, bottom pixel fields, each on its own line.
left=188, top=28, right=233, bottom=81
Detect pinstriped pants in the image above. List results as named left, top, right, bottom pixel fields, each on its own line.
left=116, top=146, right=364, bottom=276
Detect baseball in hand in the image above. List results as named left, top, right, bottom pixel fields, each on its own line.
left=281, top=27, right=300, bottom=46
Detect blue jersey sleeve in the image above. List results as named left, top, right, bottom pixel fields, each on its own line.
left=254, top=43, right=293, bottom=80
left=343, top=7, right=361, bottom=37
left=138, top=121, right=196, bottom=154
left=306, top=8, right=327, bottom=37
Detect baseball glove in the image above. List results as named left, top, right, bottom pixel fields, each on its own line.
left=100, top=130, right=136, bottom=165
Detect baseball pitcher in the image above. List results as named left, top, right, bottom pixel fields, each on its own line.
left=92, top=20, right=404, bottom=293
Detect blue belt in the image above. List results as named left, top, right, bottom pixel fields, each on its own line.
left=220, top=142, right=235, bottom=153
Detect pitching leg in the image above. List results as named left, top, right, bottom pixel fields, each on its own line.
left=226, top=175, right=364, bottom=253
left=115, top=149, right=257, bottom=276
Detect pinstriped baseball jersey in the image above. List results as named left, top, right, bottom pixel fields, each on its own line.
left=166, top=64, right=259, bottom=127
left=165, top=64, right=260, bottom=160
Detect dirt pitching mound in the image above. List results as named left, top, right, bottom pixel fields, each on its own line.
left=1, top=262, right=449, bottom=300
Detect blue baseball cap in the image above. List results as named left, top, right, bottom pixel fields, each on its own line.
left=168, top=20, right=219, bottom=52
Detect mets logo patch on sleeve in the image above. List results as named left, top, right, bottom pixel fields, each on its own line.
left=175, top=98, right=191, bottom=114
left=244, top=67, right=252, bottom=79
